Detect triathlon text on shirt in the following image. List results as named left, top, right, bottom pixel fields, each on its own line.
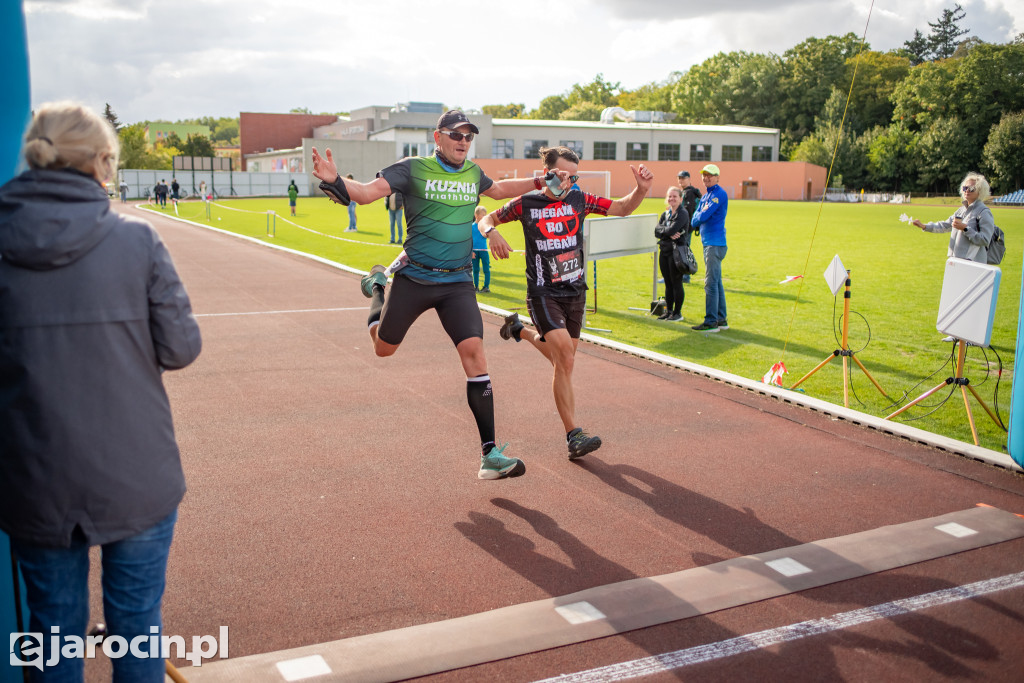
left=423, top=178, right=478, bottom=201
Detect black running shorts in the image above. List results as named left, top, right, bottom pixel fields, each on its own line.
left=526, top=293, right=586, bottom=341
left=378, top=274, right=484, bottom=346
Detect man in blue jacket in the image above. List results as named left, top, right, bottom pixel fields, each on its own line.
left=690, top=164, right=729, bottom=332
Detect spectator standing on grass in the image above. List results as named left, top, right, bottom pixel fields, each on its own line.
left=311, top=110, right=572, bottom=480
left=0, top=102, right=201, bottom=682
left=911, top=172, right=995, bottom=264
left=387, top=190, right=405, bottom=243
left=155, top=178, right=168, bottom=207
left=654, top=186, right=690, bottom=321
left=170, top=177, right=180, bottom=202
left=676, top=170, right=702, bottom=284
left=119, top=177, right=128, bottom=203
left=691, top=164, right=729, bottom=333
left=472, top=205, right=491, bottom=292
left=288, top=179, right=299, bottom=216
left=345, top=173, right=357, bottom=231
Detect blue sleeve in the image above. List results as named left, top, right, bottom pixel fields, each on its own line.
left=692, top=189, right=725, bottom=228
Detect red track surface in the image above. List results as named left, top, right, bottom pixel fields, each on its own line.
left=86, top=205, right=1024, bottom=682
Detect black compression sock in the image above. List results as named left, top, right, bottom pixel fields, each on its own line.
left=466, top=374, right=496, bottom=449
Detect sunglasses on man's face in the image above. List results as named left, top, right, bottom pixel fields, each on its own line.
left=439, top=129, right=475, bottom=142
left=961, top=185, right=977, bottom=193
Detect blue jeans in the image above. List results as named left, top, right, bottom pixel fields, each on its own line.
left=702, top=244, right=728, bottom=325
left=347, top=202, right=357, bottom=229
left=11, top=510, right=178, bottom=683
left=389, top=208, right=404, bottom=242
left=472, top=250, right=490, bottom=290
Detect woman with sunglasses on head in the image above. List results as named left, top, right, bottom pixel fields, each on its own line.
left=911, top=172, right=995, bottom=264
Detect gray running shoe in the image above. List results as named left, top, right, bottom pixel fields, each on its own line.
left=567, top=428, right=602, bottom=460
left=499, top=312, right=525, bottom=342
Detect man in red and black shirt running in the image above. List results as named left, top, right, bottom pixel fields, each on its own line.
left=479, top=146, right=653, bottom=460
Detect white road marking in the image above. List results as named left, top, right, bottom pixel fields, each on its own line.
left=935, top=522, right=978, bottom=538
left=534, top=571, right=1024, bottom=682
left=275, top=654, right=332, bottom=681
left=556, top=601, right=608, bottom=625
left=764, top=557, right=813, bottom=577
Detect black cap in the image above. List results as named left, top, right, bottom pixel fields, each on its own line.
left=436, top=109, right=480, bottom=134
left=677, top=171, right=690, bottom=178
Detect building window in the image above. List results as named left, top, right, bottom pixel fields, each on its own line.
left=560, top=140, right=584, bottom=159
left=722, top=145, right=743, bottom=162
left=402, top=142, right=435, bottom=158
left=626, top=142, right=649, bottom=161
left=593, top=142, right=616, bottom=160
left=690, top=144, right=711, bottom=161
left=658, top=143, right=680, bottom=162
left=752, top=145, right=773, bottom=162
left=523, top=139, right=548, bottom=160
left=492, top=138, right=514, bottom=159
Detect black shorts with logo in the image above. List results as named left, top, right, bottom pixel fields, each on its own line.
left=378, top=274, right=483, bottom=347
left=526, top=293, right=586, bottom=341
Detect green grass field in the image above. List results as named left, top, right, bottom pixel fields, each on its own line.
left=144, top=195, right=1024, bottom=451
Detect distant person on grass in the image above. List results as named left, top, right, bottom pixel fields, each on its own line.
left=691, top=163, right=729, bottom=333
left=288, top=179, right=299, bottom=216
left=478, top=145, right=654, bottom=460
left=345, top=173, right=357, bottom=231
left=387, top=189, right=405, bottom=243
left=471, top=205, right=491, bottom=293
left=311, top=110, right=572, bottom=480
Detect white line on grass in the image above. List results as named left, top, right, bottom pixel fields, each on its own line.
left=534, top=571, right=1024, bottom=682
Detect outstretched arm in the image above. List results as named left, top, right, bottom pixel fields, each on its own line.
left=607, top=165, right=654, bottom=216
left=311, top=146, right=392, bottom=205
left=479, top=209, right=513, bottom=259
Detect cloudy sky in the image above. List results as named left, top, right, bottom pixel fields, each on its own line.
left=22, top=0, right=1024, bottom=125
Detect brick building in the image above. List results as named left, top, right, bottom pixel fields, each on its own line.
left=239, top=112, right=338, bottom=170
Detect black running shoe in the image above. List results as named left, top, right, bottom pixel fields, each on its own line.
left=499, top=312, right=524, bottom=341
left=567, top=428, right=602, bottom=460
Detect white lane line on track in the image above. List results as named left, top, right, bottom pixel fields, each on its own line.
left=534, top=571, right=1024, bottom=683
left=195, top=307, right=366, bottom=317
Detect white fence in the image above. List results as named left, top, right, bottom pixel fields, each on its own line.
left=118, top=169, right=310, bottom=200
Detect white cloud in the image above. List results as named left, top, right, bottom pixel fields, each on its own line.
left=22, top=0, right=1024, bottom=124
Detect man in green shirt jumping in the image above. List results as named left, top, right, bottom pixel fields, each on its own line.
left=312, top=110, right=569, bottom=480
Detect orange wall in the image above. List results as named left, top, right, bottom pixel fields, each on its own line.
left=474, top=159, right=827, bottom=201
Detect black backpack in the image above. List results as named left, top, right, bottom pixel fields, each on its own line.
left=988, top=225, right=1006, bottom=265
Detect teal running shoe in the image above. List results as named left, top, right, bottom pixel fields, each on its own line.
left=478, top=443, right=526, bottom=480
left=360, top=265, right=387, bottom=298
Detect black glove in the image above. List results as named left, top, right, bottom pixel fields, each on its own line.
left=319, top=175, right=351, bottom=206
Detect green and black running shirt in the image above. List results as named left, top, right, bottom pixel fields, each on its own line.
left=378, top=156, right=493, bottom=284
left=494, top=189, right=612, bottom=298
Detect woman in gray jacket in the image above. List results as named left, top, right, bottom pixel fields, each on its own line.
left=912, top=172, right=995, bottom=263
left=0, top=102, right=201, bottom=682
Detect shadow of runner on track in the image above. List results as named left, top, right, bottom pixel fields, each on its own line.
left=570, top=458, right=1013, bottom=679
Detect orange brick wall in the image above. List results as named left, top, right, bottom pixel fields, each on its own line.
left=239, top=113, right=338, bottom=171
left=473, top=159, right=827, bottom=201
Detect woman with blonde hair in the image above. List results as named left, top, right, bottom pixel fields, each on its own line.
left=0, top=102, right=201, bottom=682
left=911, top=172, right=995, bottom=263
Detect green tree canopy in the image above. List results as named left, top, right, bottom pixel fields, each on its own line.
left=983, top=111, right=1024, bottom=191
left=481, top=103, right=526, bottom=118
left=928, top=3, right=969, bottom=59
left=778, top=33, right=866, bottom=140
left=558, top=101, right=605, bottom=122
left=527, top=95, right=569, bottom=120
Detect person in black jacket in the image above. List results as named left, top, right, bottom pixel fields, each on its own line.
left=676, top=171, right=702, bottom=284
left=0, top=102, right=201, bottom=682
left=654, top=186, right=691, bottom=321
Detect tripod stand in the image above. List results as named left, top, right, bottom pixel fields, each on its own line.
left=790, top=270, right=888, bottom=407
left=885, top=339, right=1000, bottom=446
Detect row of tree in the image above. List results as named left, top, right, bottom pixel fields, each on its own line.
left=483, top=7, right=1024, bottom=194
left=104, top=107, right=240, bottom=171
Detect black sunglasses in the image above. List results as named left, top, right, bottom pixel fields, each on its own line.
left=439, top=129, right=475, bottom=142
